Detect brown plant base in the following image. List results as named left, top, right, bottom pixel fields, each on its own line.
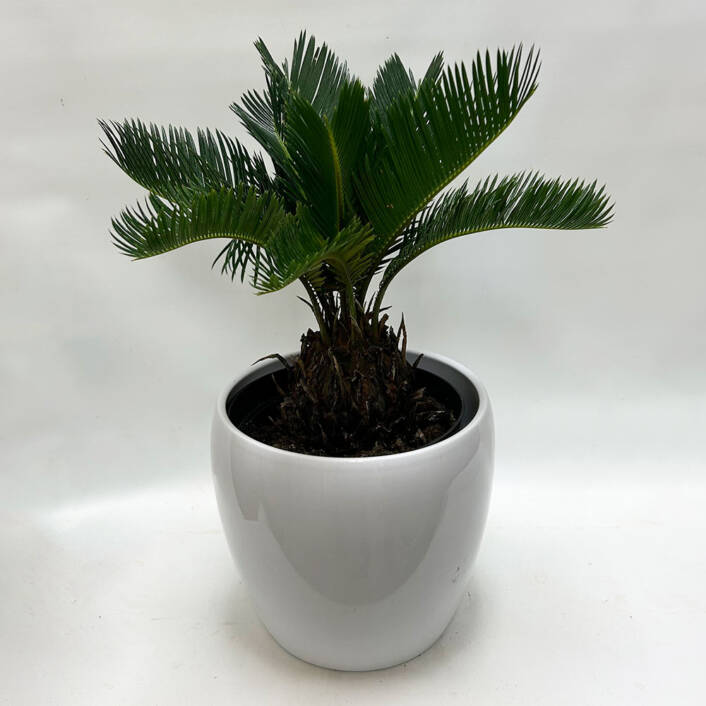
left=242, top=323, right=456, bottom=457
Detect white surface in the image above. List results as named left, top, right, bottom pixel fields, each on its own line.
left=2, top=0, right=706, bottom=703
left=3, top=480, right=705, bottom=704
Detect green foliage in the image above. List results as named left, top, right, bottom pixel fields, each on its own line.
left=369, top=51, right=444, bottom=122
left=357, top=47, right=540, bottom=249
left=112, top=186, right=284, bottom=281
left=101, top=32, right=613, bottom=337
left=329, top=80, right=370, bottom=211
left=99, top=119, right=270, bottom=205
left=285, top=31, right=350, bottom=117
left=253, top=211, right=374, bottom=295
left=376, top=172, right=613, bottom=308
left=282, top=94, right=343, bottom=237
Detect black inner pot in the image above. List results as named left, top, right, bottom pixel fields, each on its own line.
left=226, top=359, right=480, bottom=454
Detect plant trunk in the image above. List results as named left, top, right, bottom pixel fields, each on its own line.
left=246, top=321, right=455, bottom=456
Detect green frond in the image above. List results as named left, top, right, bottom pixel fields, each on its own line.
left=329, top=79, right=370, bottom=214
left=421, top=52, right=445, bottom=87
left=356, top=46, right=540, bottom=251
left=253, top=37, right=289, bottom=136
left=283, top=94, right=343, bottom=238
left=285, top=31, right=350, bottom=118
left=231, top=32, right=350, bottom=175
left=230, top=36, right=291, bottom=171
left=378, top=172, right=613, bottom=294
left=253, top=209, right=374, bottom=294
left=98, top=119, right=270, bottom=206
left=251, top=209, right=324, bottom=292
left=369, top=51, right=445, bottom=122
left=111, top=186, right=287, bottom=280
left=277, top=82, right=370, bottom=242
left=232, top=88, right=290, bottom=170
left=323, top=218, right=376, bottom=287
left=369, top=54, right=417, bottom=118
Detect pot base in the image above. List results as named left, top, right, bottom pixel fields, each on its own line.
left=261, top=605, right=456, bottom=671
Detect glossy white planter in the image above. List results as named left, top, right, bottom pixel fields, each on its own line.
left=211, top=351, right=494, bottom=671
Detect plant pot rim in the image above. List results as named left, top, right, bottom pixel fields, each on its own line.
left=215, top=349, right=489, bottom=464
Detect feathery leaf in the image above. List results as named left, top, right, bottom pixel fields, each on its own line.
left=283, top=94, right=343, bottom=238
left=111, top=186, right=286, bottom=280
left=99, top=119, right=270, bottom=206
left=357, top=46, right=540, bottom=250
left=379, top=172, right=613, bottom=292
left=253, top=210, right=374, bottom=293
left=286, top=31, right=350, bottom=117
left=329, top=79, right=370, bottom=215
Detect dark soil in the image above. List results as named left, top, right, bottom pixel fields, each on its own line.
left=238, top=324, right=457, bottom=457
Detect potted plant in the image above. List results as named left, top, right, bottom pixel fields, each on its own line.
left=100, top=32, right=612, bottom=671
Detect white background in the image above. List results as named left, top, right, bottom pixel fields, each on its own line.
left=2, top=0, right=705, bottom=703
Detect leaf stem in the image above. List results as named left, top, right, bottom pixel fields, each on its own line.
left=300, top=277, right=330, bottom=344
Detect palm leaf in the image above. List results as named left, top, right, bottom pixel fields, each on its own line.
left=253, top=209, right=374, bottom=294
left=421, top=52, right=445, bottom=87
left=369, top=51, right=444, bottom=122
left=323, top=218, right=376, bottom=289
left=356, top=46, right=540, bottom=251
left=285, top=31, right=350, bottom=117
left=232, top=88, right=290, bottom=170
left=253, top=37, right=289, bottom=136
left=283, top=94, right=343, bottom=238
left=99, top=119, right=269, bottom=206
left=231, top=31, right=350, bottom=171
left=379, top=172, right=614, bottom=293
left=111, top=186, right=286, bottom=280
left=329, top=79, right=370, bottom=214
left=231, top=37, right=291, bottom=172
left=369, top=53, right=417, bottom=119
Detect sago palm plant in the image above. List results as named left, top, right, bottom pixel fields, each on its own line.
left=100, top=32, right=613, bottom=456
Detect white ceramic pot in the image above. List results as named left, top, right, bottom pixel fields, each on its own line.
left=211, top=351, right=494, bottom=671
